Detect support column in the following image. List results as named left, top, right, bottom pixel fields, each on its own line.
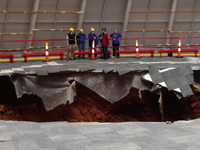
left=99, top=0, right=107, bottom=34
left=121, top=0, right=132, bottom=47
left=51, top=0, right=60, bottom=48
left=26, top=0, right=40, bottom=49
left=77, top=0, right=87, bottom=30
left=142, top=0, right=152, bottom=45
left=189, top=0, right=198, bottom=44
left=165, top=0, right=178, bottom=45
left=0, top=0, right=11, bottom=49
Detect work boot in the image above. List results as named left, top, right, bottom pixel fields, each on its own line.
left=168, top=52, right=173, bottom=57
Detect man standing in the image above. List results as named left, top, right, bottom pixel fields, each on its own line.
left=88, top=28, right=98, bottom=59
left=98, top=32, right=104, bottom=59
left=66, top=28, right=76, bottom=60
left=76, top=29, right=86, bottom=59
left=101, top=27, right=109, bottom=60
left=110, top=29, right=122, bottom=57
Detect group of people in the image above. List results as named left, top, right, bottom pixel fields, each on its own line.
left=66, top=27, right=122, bottom=60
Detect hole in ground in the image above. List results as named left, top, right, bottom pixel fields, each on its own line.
left=0, top=76, right=199, bottom=122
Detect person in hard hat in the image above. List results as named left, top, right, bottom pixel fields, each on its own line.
left=110, top=29, right=122, bottom=57
left=88, top=28, right=98, bottom=59
left=66, top=28, right=76, bottom=60
left=101, top=27, right=110, bottom=60
left=76, top=29, right=86, bottom=59
left=98, top=32, right=104, bottom=59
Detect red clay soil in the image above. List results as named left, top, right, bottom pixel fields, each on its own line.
left=0, top=75, right=200, bottom=122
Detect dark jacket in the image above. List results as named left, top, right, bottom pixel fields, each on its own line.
left=66, top=33, right=76, bottom=45
left=98, top=33, right=104, bottom=44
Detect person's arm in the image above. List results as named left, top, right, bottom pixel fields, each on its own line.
left=76, top=34, right=80, bottom=45
left=95, top=34, right=99, bottom=45
left=76, top=34, right=80, bottom=39
left=110, top=33, right=113, bottom=40
left=75, top=35, right=77, bottom=45
left=66, top=34, right=69, bottom=45
left=88, top=34, right=93, bottom=39
left=83, top=34, right=86, bottom=42
left=88, top=34, right=91, bottom=46
left=106, top=33, right=110, bottom=39
left=118, top=33, right=122, bottom=40
left=98, top=34, right=101, bottom=39
left=98, top=34, right=101, bottom=43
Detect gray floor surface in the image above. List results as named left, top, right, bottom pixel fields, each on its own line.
left=0, top=119, right=200, bottom=150
left=0, top=57, right=199, bottom=149
left=1, top=57, right=200, bottom=76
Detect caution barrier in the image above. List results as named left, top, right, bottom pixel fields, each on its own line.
left=136, top=38, right=139, bottom=58
left=91, top=39, right=95, bottom=59
left=0, top=36, right=200, bottom=63
left=158, top=37, right=198, bottom=58
left=0, top=54, right=14, bottom=63
left=116, top=38, right=154, bottom=58
left=177, top=37, right=182, bottom=58
left=158, top=49, right=198, bottom=58
left=116, top=50, right=155, bottom=59
left=45, top=41, right=49, bottom=62
left=22, top=52, right=64, bottom=63
left=74, top=51, right=111, bottom=60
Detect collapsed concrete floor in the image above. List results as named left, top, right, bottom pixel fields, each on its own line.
left=0, top=73, right=200, bottom=123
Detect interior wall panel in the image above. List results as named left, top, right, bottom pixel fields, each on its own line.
left=38, top=0, right=58, bottom=10
left=0, top=0, right=199, bottom=49
left=3, top=35, right=27, bottom=49
left=9, top=0, right=34, bottom=11
left=103, top=0, right=127, bottom=22
left=84, top=0, right=104, bottom=22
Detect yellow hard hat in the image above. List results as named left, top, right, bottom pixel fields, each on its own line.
left=80, top=29, right=83, bottom=32
left=70, top=28, right=74, bottom=31
left=91, top=28, right=95, bottom=32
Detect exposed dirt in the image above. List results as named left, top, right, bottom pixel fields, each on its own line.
left=0, top=75, right=200, bottom=123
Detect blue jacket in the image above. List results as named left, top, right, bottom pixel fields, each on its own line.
left=76, top=33, right=86, bottom=45
left=88, top=33, right=99, bottom=46
left=110, top=33, right=122, bottom=44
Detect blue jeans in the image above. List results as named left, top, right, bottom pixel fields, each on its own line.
left=79, top=43, right=85, bottom=58
left=89, top=45, right=97, bottom=58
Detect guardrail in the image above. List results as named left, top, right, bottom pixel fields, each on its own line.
left=0, top=36, right=200, bottom=63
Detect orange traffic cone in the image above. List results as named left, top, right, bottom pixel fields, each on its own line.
left=176, top=37, right=183, bottom=58
left=91, top=39, right=95, bottom=59
left=136, top=38, right=139, bottom=58
left=45, top=41, right=49, bottom=61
